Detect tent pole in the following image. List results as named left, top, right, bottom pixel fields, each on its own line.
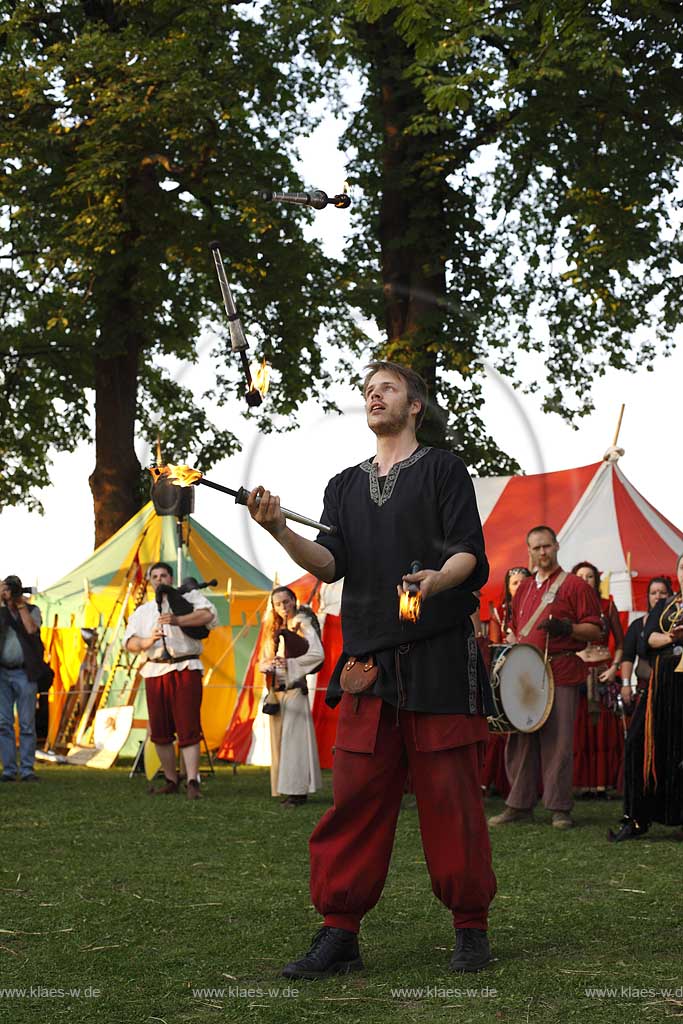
left=612, top=403, right=625, bottom=447
left=627, top=550, right=633, bottom=613
left=176, top=517, right=184, bottom=580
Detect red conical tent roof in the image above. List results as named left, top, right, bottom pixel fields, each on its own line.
left=475, top=458, right=683, bottom=612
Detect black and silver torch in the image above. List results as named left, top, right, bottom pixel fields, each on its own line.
left=208, top=240, right=263, bottom=408
left=259, top=186, right=351, bottom=210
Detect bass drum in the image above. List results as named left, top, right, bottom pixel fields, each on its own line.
left=488, top=643, right=554, bottom=734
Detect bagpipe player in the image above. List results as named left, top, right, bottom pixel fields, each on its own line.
left=124, top=562, right=218, bottom=799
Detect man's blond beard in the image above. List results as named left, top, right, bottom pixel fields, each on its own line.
left=368, top=403, right=412, bottom=437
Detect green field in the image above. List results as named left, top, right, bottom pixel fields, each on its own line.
left=1, top=766, right=681, bottom=1023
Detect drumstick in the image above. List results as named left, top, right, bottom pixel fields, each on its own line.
left=488, top=601, right=502, bottom=625
left=542, top=616, right=551, bottom=687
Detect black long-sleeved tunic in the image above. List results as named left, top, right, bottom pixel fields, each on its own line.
left=315, top=446, right=493, bottom=716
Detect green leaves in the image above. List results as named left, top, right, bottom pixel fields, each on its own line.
left=0, top=0, right=351, bottom=525
left=337, top=0, right=683, bottom=460
left=3, top=0, right=683, bottom=524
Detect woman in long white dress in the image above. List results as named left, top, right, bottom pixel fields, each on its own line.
left=259, top=587, right=323, bottom=807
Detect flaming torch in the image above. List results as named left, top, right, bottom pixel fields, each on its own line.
left=399, top=561, right=423, bottom=623
left=148, top=463, right=335, bottom=535
left=208, top=240, right=271, bottom=408
left=259, top=181, right=351, bottom=211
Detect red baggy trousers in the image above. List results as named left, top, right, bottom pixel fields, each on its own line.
left=309, top=695, right=496, bottom=933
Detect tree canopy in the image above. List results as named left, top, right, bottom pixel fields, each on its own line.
left=340, top=0, right=683, bottom=467
left=2, top=0, right=682, bottom=540
left=0, top=0, right=352, bottom=541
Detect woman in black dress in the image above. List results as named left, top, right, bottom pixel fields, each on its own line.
left=609, top=554, right=683, bottom=841
left=620, top=577, right=673, bottom=710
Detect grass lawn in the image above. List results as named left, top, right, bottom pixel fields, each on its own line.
left=1, top=765, right=682, bottom=1023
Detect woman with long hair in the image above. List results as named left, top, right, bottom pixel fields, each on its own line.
left=571, top=561, right=625, bottom=797
left=259, top=586, right=323, bottom=807
left=610, top=553, right=683, bottom=841
left=488, top=568, right=532, bottom=645
left=620, top=577, right=674, bottom=710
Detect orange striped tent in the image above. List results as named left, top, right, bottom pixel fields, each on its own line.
left=217, top=575, right=344, bottom=769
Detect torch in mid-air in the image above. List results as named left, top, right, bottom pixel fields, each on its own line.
left=208, top=240, right=270, bottom=408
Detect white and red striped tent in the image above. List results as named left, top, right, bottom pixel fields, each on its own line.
left=475, top=451, right=683, bottom=614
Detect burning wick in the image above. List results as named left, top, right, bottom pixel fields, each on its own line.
left=333, top=180, right=351, bottom=209
left=249, top=358, right=270, bottom=405
left=240, top=355, right=270, bottom=407
left=399, top=560, right=423, bottom=623
left=148, top=463, right=335, bottom=535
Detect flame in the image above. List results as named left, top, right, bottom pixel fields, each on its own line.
left=155, top=437, right=162, bottom=467
left=148, top=463, right=169, bottom=483
left=399, top=588, right=422, bottom=623
left=251, top=359, right=270, bottom=397
left=342, top=180, right=349, bottom=194
left=166, top=463, right=203, bottom=487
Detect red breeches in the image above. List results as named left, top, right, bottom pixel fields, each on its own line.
left=146, top=668, right=203, bottom=748
left=309, top=696, right=496, bottom=933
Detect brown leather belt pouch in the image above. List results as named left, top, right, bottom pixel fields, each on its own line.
left=340, top=654, right=379, bottom=694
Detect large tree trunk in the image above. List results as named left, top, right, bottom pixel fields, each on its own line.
left=88, top=343, right=142, bottom=548
left=88, top=160, right=158, bottom=547
left=361, top=17, right=451, bottom=446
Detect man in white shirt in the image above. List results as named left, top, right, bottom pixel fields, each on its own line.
left=124, top=563, right=217, bottom=799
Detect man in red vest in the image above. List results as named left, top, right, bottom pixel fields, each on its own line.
left=489, top=525, right=601, bottom=830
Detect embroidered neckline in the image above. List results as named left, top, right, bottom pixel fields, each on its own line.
left=359, top=446, right=431, bottom=507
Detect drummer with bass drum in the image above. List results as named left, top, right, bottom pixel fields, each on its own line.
left=488, top=526, right=602, bottom=831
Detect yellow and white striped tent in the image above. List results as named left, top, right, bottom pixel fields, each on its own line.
left=36, top=502, right=272, bottom=757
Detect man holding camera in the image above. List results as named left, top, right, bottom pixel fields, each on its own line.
left=0, top=576, right=42, bottom=782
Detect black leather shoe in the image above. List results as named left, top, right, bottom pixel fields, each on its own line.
left=607, top=818, right=647, bottom=842
left=282, top=927, right=363, bottom=980
left=449, top=929, right=492, bottom=972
